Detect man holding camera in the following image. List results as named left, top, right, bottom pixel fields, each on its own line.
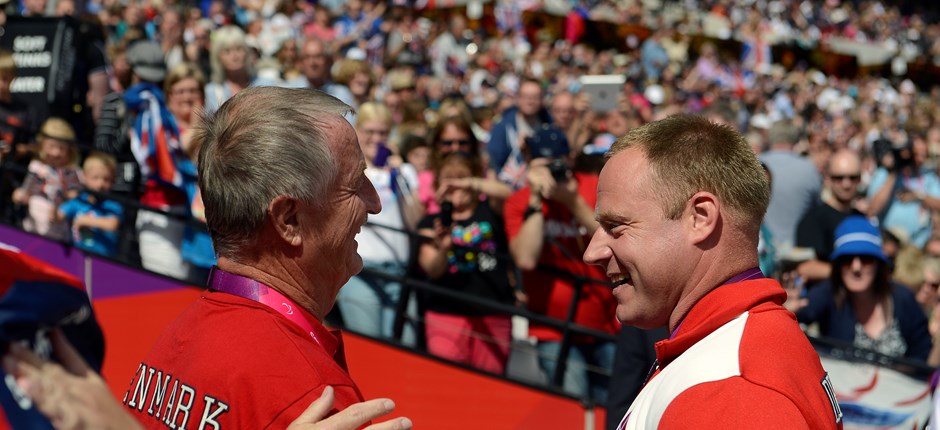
left=868, top=137, right=940, bottom=249
left=505, top=124, right=619, bottom=401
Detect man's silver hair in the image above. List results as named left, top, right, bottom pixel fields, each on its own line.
left=195, top=87, right=353, bottom=259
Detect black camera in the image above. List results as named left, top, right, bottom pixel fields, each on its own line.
left=547, top=158, right=570, bottom=182
left=892, top=145, right=914, bottom=171
left=439, top=201, right=454, bottom=227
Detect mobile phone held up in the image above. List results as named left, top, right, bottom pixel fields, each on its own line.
left=439, top=201, right=454, bottom=228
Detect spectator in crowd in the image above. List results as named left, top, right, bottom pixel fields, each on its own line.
left=488, top=78, right=553, bottom=191
left=426, top=115, right=510, bottom=215
left=417, top=152, right=515, bottom=374
left=336, top=102, right=420, bottom=345
left=585, top=115, right=841, bottom=428
left=384, top=3, right=425, bottom=69
left=165, top=61, right=216, bottom=279
left=795, top=149, right=865, bottom=288
left=549, top=90, right=593, bottom=156
left=760, top=120, right=822, bottom=253
left=429, top=14, right=471, bottom=78
left=868, top=140, right=940, bottom=250
left=184, top=18, right=214, bottom=80
left=165, top=62, right=207, bottom=158
left=505, top=124, right=617, bottom=402
left=400, top=133, right=432, bottom=211
left=158, top=6, right=186, bottom=71
left=57, top=152, right=123, bottom=257
left=640, top=29, right=669, bottom=82
left=12, top=118, right=82, bottom=242
left=918, top=256, right=940, bottom=312
left=0, top=48, right=37, bottom=225
left=204, top=25, right=268, bottom=113
left=276, top=37, right=302, bottom=84
left=788, top=216, right=932, bottom=363
left=303, top=4, right=336, bottom=43
left=287, top=37, right=356, bottom=111
left=331, top=58, right=373, bottom=111
left=123, top=41, right=202, bottom=282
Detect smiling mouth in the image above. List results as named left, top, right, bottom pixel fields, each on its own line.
left=609, top=273, right=630, bottom=288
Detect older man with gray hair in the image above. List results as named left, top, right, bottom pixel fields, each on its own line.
left=3, top=87, right=413, bottom=429
left=123, top=86, right=393, bottom=428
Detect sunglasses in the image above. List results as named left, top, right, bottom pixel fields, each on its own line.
left=830, top=174, right=861, bottom=182
left=839, top=255, right=878, bottom=265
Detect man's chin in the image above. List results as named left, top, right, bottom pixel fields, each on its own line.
left=617, top=309, right=659, bottom=330
left=350, top=254, right=364, bottom=275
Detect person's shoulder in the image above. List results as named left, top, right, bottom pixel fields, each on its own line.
left=151, top=293, right=337, bottom=368
left=890, top=282, right=920, bottom=309
left=661, top=376, right=831, bottom=429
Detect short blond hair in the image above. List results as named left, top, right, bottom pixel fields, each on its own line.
left=83, top=151, right=117, bottom=174
left=608, top=114, right=770, bottom=233
left=356, top=102, right=392, bottom=128
left=332, top=59, right=370, bottom=86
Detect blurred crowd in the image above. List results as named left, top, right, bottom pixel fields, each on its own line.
left=2, top=0, right=940, bottom=405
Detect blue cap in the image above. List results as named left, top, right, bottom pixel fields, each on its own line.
left=526, top=124, right=570, bottom=159
left=830, top=216, right=887, bottom=262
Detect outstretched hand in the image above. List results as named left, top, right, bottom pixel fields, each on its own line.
left=287, top=386, right=413, bottom=430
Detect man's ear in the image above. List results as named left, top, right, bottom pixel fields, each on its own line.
left=268, top=195, right=303, bottom=247
left=687, top=191, right=720, bottom=245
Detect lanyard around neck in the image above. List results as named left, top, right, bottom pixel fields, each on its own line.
left=207, top=268, right=322, bottom=347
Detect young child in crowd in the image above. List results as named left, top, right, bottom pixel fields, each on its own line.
left=416, top=152, right=515, bottom=375
left=57, top=152, right=123, bottom=257
left=12, top=118, right=83, bottom=241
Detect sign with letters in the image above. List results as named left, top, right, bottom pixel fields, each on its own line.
left=0, top=16, right=79, bottom=124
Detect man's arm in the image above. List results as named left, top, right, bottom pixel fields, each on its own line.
left=550, top=177, right=598, bottom=234
left=74, top=213, right=121, bottom=232
left=658, top=381, right=820, bottom=429
left=417, top=223, right=451, bottom=280
left=509, top=192, right=545, bottom=271
left=867, top=169, right=896, bottom=217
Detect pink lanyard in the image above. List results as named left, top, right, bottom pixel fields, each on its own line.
left=207, top=268, right=322, bottom=347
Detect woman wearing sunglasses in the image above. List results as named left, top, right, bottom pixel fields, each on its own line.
left=786, top=215, right=931, bottom=362
left=421, top=116, right=511, bottom=215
